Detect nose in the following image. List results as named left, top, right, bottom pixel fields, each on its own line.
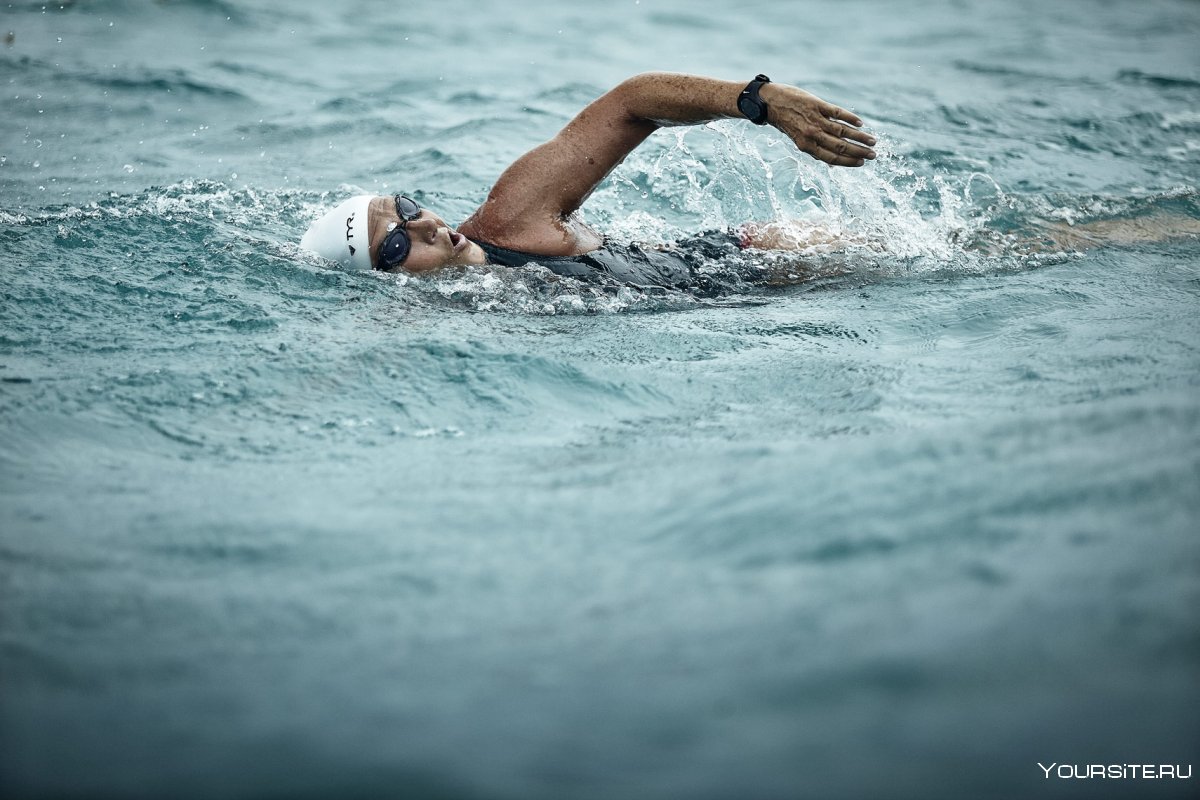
left=406, top=217, right=440, bottom=243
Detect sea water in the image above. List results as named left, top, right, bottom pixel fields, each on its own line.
left=1, top=1, right=1198, bottom=798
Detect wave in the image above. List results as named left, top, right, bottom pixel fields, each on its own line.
left=1116, top=70, right=1200, bottom=90
left=9, top=0, right=250, bottom=22
left=1, top=53, right=250, bottom=101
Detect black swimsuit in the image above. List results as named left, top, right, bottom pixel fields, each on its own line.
left=474, top=231, right=743, bottom=294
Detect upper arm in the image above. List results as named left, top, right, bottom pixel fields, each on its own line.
left=533, top=82, right=659, bottom=216
left=463, top=77, right=658, bottom=246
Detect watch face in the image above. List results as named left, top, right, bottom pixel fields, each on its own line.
left=739, top=94, right=763, bottom=122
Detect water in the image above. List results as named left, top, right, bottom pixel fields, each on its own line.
left=2, top=1, right=1198, bottom=798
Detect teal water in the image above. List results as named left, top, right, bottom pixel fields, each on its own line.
left=2, top=1, right=1199, bottom=798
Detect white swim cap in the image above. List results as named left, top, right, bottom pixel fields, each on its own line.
left=300, top=195, right=374, bottom=270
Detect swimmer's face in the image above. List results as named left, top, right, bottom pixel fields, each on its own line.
left=367, top=196, right=487, bottom=273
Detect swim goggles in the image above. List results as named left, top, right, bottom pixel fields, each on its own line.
left=375, top=194, right=423, bottom=271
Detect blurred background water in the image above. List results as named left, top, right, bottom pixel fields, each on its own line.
left=1, top=1, right=1198, bottom=798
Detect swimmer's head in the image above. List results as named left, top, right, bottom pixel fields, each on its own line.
left=299, top=195, right=374, bottom=270
left=300, top=194, right=486, bottom=273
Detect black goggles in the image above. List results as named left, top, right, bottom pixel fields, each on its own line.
left=375, top=194, right=423, bottom=271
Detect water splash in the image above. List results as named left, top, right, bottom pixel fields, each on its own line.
left=597, top=124, right=1005, bottom=268
left=594, top=122, right=1197, bottom=281
left=395, top=264, right=702, bottom=315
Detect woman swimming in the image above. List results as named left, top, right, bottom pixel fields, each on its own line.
left=299, top=71, right=877, bottom=288
left=299, top=71, right=1197, bottom=285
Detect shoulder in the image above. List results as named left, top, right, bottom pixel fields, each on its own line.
left=460, top=196, right=604, bottom=256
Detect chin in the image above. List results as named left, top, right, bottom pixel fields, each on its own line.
left=462, top=242, right=486, bottom=265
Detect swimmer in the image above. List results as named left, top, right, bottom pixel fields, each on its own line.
left=300, top=72, right=877, bottom=289
left=300, top=71, right=1198, bottom=287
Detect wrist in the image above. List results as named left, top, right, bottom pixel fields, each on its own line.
left=757, top=83, right=782, bottom=125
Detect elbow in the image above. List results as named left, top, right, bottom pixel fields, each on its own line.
left=610, top=71, right=676, bottom=126
left=613, top=71, right=675, bottom=97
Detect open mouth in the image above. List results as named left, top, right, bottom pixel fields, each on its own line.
left=449, top=231, right=466, bottom=251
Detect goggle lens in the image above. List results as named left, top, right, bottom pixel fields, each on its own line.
left=376, top=194, right=422, bottom=271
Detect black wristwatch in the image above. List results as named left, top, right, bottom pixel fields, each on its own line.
left=737, top=74, right=772, bottom=125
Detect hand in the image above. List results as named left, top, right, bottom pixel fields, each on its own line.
left=760, top=84, right=877, bottom=167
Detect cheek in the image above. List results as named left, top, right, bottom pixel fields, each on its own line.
left=401, top=246, right=446, bottom=274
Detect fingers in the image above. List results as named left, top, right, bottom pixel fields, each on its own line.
left=821, top=102, right=864, bottom=128
left=811, top=129, right=875, bottom=162
left=822, top=118, right=876, bottom=147
left=829, top=134, right=876, bottom=160
left=791, top=135, right=871, bottom=167
left=811, top=145, right=867, bottom=167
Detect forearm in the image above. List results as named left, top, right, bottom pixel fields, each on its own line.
left=737, top=220, right=872, bottom=251
left=613, top=72, right=744, bottom=128
left=611, top=71, right=875, bottom=166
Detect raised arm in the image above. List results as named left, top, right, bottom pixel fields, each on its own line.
left=458, top=72, right=876, bottom=255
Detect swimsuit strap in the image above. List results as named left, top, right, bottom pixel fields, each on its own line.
left=474, top=239, right=600, bottom=279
